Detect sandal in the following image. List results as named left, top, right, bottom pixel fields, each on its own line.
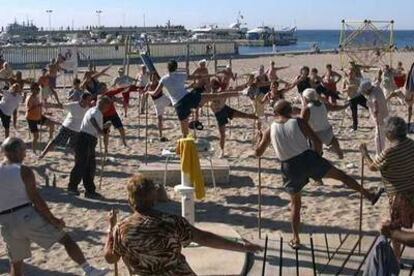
left=288, top=239, right=302, bottom=250
left=188, top=121, right=197, bottom=130
left=195, top=121, right=204, bottom=130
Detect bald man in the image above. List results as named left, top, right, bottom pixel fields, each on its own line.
left=255, top=100, right=378, bottom=250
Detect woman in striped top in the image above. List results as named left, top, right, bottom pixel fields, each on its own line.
left=360, top=116, right=414, bottom=262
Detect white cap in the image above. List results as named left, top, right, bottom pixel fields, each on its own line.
left=199, top=59, right=207, bottom=65
left=302, top=88, right=319, bottom=101
left=358, top=80, right=373, bottom=95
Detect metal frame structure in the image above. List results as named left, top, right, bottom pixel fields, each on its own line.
left=339, top=19, right=395, bottom=68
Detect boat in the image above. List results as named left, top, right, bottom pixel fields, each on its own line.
left=246, top=26, right=297, bottom=46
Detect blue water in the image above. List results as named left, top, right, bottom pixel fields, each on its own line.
left=239, top=30, right=414, bottom=55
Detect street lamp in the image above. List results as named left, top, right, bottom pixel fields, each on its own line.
left=96, top=10, right=103, bottom=27
left=46, top=10, right=53, bottom=31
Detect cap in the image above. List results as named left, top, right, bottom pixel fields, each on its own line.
left=199, top=59, right=207, bottom=65
left=302, top=88, right=319, bottom=101
left=118, top=67, right=125, bottom=72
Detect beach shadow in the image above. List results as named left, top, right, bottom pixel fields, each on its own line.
left=0, top=259, right=76, bottom=276
left=226, top=194, right=289, bottom=207
left=225, top=175, right=255, bottom=188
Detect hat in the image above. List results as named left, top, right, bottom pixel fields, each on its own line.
left=118, top=67, right=125, bottom=72
left=199, top=59, right=207, bottom=65
left=302, top=88, right=319, bottom=101
left=358, top=80, right=373, bottom=95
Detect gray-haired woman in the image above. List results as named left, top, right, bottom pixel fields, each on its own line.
left=360, top=116, right=414, bottom=262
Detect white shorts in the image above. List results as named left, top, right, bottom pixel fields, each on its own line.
left=0, top=206, right=65, bottom=261
left=153, top=95, right=171, bottom=117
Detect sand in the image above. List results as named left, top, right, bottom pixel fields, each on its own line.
left=0, top=52, right=414, bottom=275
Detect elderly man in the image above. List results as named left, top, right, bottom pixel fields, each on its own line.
left=0, top=83, right=23, bottom=138
left=112, top=67, right=135, bottom=117
left=0, top=137, right=108, bottom=276
left=104, top=174, right=261, bottom=275
left=358, top=80, right=389, bottom=155
left=360, top=116, right=414, bottom=262
left=255, top=100, right=378, bottom=249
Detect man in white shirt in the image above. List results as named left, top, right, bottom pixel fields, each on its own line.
left=358, top=80, right=389, bottom=155
left=39, top=92, right=92, bottom=159
left=0, top=137, right=109, bottom=276
left=68, top=96, right=111, bottom=199
left=148, top=60, right=240, bottom=137
left=0, top=83, right=22, bottom=138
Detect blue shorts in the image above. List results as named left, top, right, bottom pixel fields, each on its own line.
left=174, top=90, right=202, bottom=121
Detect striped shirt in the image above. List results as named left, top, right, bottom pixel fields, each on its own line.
left=373, top=138, right=414, bottom=195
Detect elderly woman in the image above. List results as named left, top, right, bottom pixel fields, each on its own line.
left=360, top=116, right=414, bottom=262
left=104, top=174, right=261, bottom=275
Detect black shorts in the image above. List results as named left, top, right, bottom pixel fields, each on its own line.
left=281, top=150, right=332, bottom=194
left=52, top=126, right=79, bottom=148
left=214, top=105, right=235, bottom=127
left=174, top=90, right=202, bottom=121
left=0, top=109, right=11, bottom=129
left=27, top=116, right=48, bottom=133
left=104, top=114, right=123, bottom=130
left=259, top=85, right=270, bottom=95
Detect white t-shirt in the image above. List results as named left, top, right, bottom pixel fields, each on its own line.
left=62, top=102, right=89, bottom=132
left=367, top=87, right=389, bottom=123
left=160, top=72, right=188, bottom=105
left=0, top=91, right=22, bottom=116
left=80, top=106, right=103, bottom=138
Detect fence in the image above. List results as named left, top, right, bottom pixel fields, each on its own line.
left=0, top=41, right=238, bottom=68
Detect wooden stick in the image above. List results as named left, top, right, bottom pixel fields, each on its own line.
left=310, top=234, right=317, bottom=276
left=324, top=232, right=331, bottom=259
left=111, top=209, right=119, bottom=276
left=279, top=236, right=283, bottom=276
left=359, top=154, right=365, bottom=254
left=258, top=157, right=262, bottom=239
left=138, top=95, right=141, bottom=139
left=145, top=96, right=148, bottom=165
left=295, top=245, right=299, bottom=276
left=261, top=235, right=268, bottom=276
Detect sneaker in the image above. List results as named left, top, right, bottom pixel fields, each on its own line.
left=67, top=189, right=80, bottom=196
left=84, top=267, right=110, bottom=276
left=85, top=192, right=104, bottom=199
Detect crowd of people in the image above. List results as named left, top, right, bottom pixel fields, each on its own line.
left=0, top=53, right=414, bottom=275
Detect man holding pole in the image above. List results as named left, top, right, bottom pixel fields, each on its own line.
left=67, top=96, right=111, bottom=198
left=255, top=100, right=379, bottom=249
left=358, top=80, right=389, bottom=155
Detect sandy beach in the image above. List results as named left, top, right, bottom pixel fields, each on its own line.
left=1, top=52, right=414, bottom=275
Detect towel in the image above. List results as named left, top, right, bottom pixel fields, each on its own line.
left=176, top=136, right=205, bottom=199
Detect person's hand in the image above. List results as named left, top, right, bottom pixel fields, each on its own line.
left=359, top=143, right=368, bottom=156
left=49, top=216, right=65, bottom=229
left=242, top=239, right=262, bottom=253
left=380, top=221, right=392, bottom=237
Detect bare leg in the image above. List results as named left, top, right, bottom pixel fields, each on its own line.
left=195, top=108, right=200, bottom=122
left=218, top=125, right=226, bottom=158
left=231, top=109, right=258, bottom=120
left=408, top=105, right=413, bottom=131
left=290, top=192, right=302, bottom=245
left=13, top=109, right=17, bottom=129
left=32, top=132, right=39, bottom=153
left=59, top=234, right=87, bottom=265
left=104, top=132, right=109, bottom=154
left=199, top=92, right=239, bottom=107
left=47, top=122, right=54, bottom=140
left=10, top=261, right=24, bottom=276
left=118, top=127, right=127, bottom=147
left=5, top=127, right=10, bottom=138
left=180, top=118, right=189, bottom=137
left=329, top=136, right=344, bottom=159
left=324, top=166, right=374, bottom=201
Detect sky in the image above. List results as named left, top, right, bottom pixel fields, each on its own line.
left=1, top=0, right=413, bottom=30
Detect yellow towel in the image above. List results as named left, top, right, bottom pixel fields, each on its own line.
left=176, top=136, right=205, bottom=199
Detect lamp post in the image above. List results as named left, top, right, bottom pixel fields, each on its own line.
left=96, top=10, right=103, bottom=27
left=46, top=10, right=53, bottom=31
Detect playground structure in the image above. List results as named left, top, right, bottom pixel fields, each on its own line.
left=339, top=19, right=395, bottom=69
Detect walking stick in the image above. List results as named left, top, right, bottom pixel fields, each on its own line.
left=261, top=235, right=268, bottom=276
left=111, top=209, right=119, bottom=276
left=138, top=94, right=141, bottom=139
left=258, top=157, right=262, bottom=239
left=358, top=153, right=365, bottom=254
left=145, top=96, right=149, bottom=165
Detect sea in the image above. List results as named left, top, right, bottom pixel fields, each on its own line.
left=239, top=30, right=414, bottom=55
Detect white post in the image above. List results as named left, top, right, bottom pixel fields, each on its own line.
left=174, top=173, right=195, bottom=225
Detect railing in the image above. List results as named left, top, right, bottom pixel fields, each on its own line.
left=0, top=41, right=237, bottom=66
